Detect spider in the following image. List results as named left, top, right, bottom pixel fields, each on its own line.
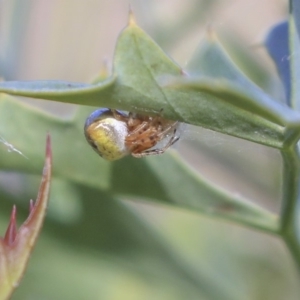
left=84, top=108, right=179, bottom=161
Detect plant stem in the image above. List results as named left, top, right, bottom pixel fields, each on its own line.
left=281, top=145, right=300, bottom=272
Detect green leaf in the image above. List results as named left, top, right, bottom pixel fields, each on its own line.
left=0, top=184, right=240, bottom=300
left=0, top=19, right=182, bottom=117
left=0, top=78, right=116, bottom=106
left=1, top=21, right=299, bottom=150
left=0, top=94, right=277, bottom=233
left=164, top=76, right=300, bottom=149
left=0, top=136, right=51, bottom=300
left=217, top=32, right=277, bottom=97
left=165, top=32, right=300, bottom=148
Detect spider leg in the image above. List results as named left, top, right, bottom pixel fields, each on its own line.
left=111, top=109, right=127, bottom=122
left=156, top=121, right=179, bottom=140
left=132, top=127, right=180, bottom=158
left=126, top=121, right=149, bottom=139
left=127, top=111, right=136, bottom=126
left=111, top=109, right=119, bottom=118
left=126, top=130, right=156, bottom=153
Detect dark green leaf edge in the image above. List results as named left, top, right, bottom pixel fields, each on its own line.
left=280, top=147, right=300, bottom=272
left=163, top=77, right=295, bottom=125
left=0, top=76, right=116, bottom=106
left=163, top=77, right=300, bottom=147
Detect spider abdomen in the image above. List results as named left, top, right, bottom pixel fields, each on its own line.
left=84, top=109, right=130, bottom=161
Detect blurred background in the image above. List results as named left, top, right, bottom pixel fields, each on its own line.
left=0, top=0, right=299, bottom=299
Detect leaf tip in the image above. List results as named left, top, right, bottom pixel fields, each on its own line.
left=3, top=205, right=18, bottom=246
left=0, top=134, right=52, bottom=299
left=128, top=4, right=137, bottom=27
left=46, top=133, right=52, bottom=161
left=205, top=25, right=218, bottom=42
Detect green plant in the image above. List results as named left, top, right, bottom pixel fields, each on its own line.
left=0, top=1, right=300, bottom=300
left=0, top=136, right=51, bottom=300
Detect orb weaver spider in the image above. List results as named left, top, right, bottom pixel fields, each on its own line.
left=84, top=108, right=179, bottom=161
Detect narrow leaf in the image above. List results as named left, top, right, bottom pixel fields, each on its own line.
left=0, top=135, right=52, bottom=300
left=0, top=78, right=116, bottom=106
left=167, top=32, right=300, bottom=148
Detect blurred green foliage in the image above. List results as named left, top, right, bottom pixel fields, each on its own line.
left=0, top=1, right=300, bottom=300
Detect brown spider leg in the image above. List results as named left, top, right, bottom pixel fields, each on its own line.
left=156, top=127, right=179, bottom=150
left=111, top=109, right=127, bottom=122
left=127, top=130, right=156, bottom=145
left=126, top=127, right=157, bottom=153
left=132, top=127, right=180, bottom=158
left=128, top=119, right=179, bottom=145
left=127, top=111, right=136, bottom=126
left=131, top=128, right=179, bottom=158
left=111, top=109, right=118, bottom=118
left=129, top=120, right=179, bottom=155
left=126, top=121, right=150, bottom=139
left=155, top=121, right=179, bottom=141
